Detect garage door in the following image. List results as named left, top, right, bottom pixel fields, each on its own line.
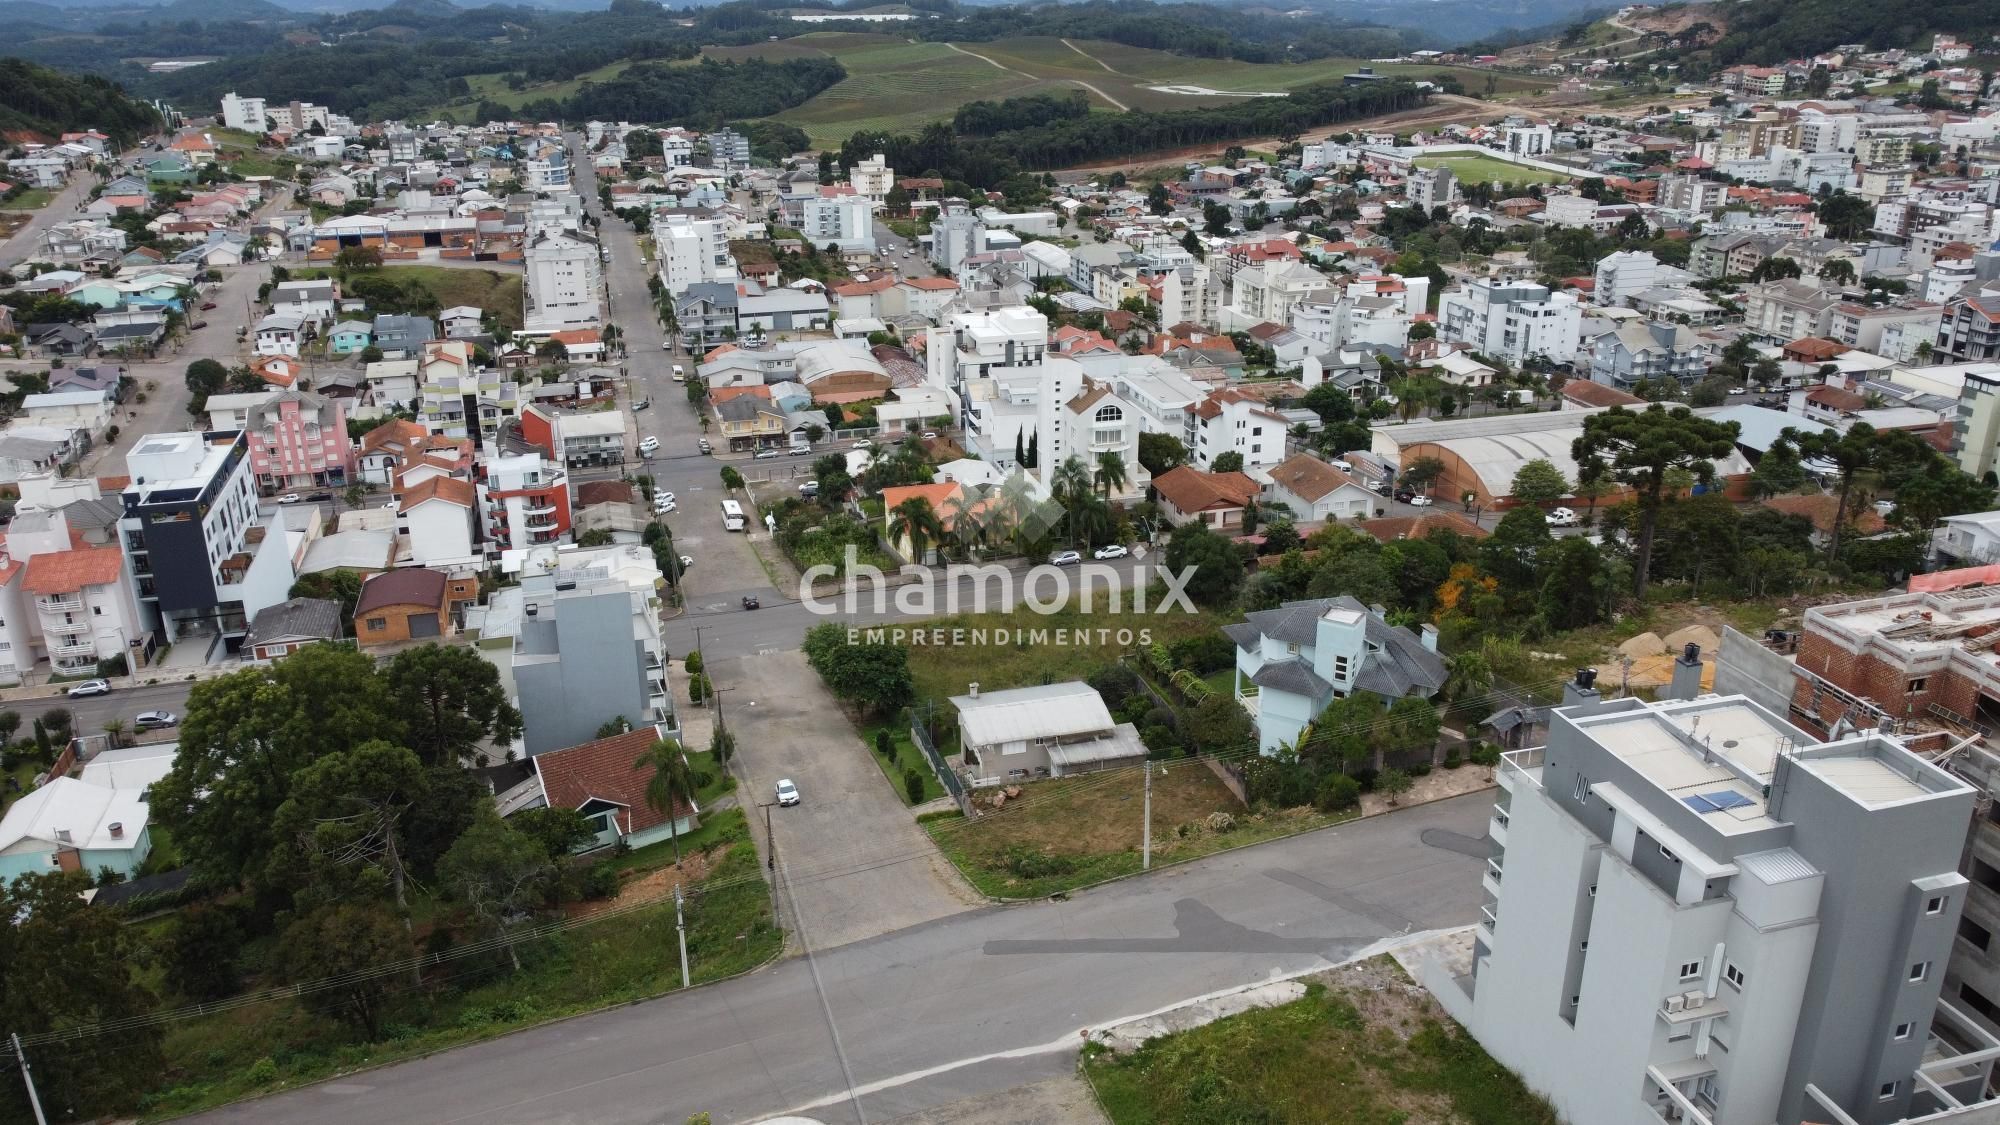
left=410, top=613, right=440, bottom=638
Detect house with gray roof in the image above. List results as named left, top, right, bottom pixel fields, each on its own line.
left=1222, top=596, right=1448, bottom=752
left=243, top=596, right=346, bottom=662
left=372, top=314, right=436, bottom=359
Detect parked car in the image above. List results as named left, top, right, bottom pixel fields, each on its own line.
left=190, top=321, right=209, bottom=330
left=638, top=436, right=661, bottom=453
left=755, top=449, right=781, bottom=459
left=799, top=481, right=820, bottom=496
left=634, top=399, right=651, bottom=411
left=1406, top=494, right=1434, bottom=507
left=67, top=679, right=111, bottom=698
left=698, top=439, right=713, bottom=454
left=1332, top=459, right=1353, bottom=472
left=1393, top=489, right=1416, bottom=503
left=655, top=490, right=676, bottom=504
left=852, top=438, right=873, bottom=449
left=742, top=594, right=760, bottom=610
left=920, top=430, right=938, bottom=440
left=276, top=493, right=302, bottom=504
left=135, top=710, right=178, bottom=729
left=305, top=492, right=331, bottom=502
left=790, top=445, right=812, bottom=456
left=1093, top=544, right=1130, bottom=560
left=1050, top=550, right=1082, bottom=566
left=678, top=554, right=694, bottom=571
left=1547, top=507, right=1579, bottom=527
left=775, top=778, right=801, bottom=806
left=199, top=301, right=217, bottom=310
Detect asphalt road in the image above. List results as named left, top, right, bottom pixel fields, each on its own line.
left=194, top=790, right=1490, bottom=1125
left=0, top=168, right=103, bottom=273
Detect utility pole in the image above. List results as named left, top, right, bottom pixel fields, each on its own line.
left=759, top=800, right=776, bottom=872
left=1142, top=759, right=1154, bottom=871
left=673, top=883, right=690, bottom=989
left=11, top=1033, right=48, bottom=1125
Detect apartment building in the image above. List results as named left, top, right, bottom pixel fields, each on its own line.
left=1595, top=250, right=1663, bottom=308
left=1954, top=364, right=2000, bottom=478
left=244, top=388, right=355, bottom=492
left=1220, top=260, right=1330, bottom=333
left=1433, top=687, right=2000, bottom=1125
left=523, top=231, right=603, bottom=334
left=1745, top=280, right=1842, bottom=344
left=1187, top=386, right=1291, bottom=473
left=800, top=188, right=875, bottom=254
left=483, top=452, right=572, bottom=552
left=1938, top=281, right=2000, bottom=364
left=1657, top=173, right=1732, bottom=217
left=654, top=213, right=735, bottom=296
left=1407, top=164, right=1455, bottom=214
left=119, top=431, right=294, bottom=648
left=848, top=153, right=893, bottom=204
left=415, top=340, right=518, bottom=449
left=1437, top=278, right=1582, bottom=366
left=218, top=92, right=268, bottom=133
left=0, top=506, right=144, bottom=679
left=931, top=200, right=988, bottom=271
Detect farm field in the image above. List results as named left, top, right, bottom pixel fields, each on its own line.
left=428, top=60, right=637, bottom=119
left=1412, top=152, right=1575, bottom=185
left=723, top=33, right=1552, bottom=146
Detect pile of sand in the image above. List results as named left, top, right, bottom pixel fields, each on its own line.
left=1663, top=624, right=1721, bottom=655
left=1617, top=631, right=1668, bottom=659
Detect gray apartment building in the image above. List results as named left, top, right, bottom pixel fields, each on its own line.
left=1428, top=688, right=2000, bottom=1125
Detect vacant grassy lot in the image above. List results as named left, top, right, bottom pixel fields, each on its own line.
left=1413, top=153, right=1575, bottom=186
left=1, top=188, right=55, bottom=211
left=927, top=765, right=1349, bottom=898
left=141, top=812, right=774, bottom=1119
left=1085, top=957, right=1560, bottom=1125
left=728, top=33, right=1551, bottom=146
left=293, top=265, right=524, bottom=332
left=898, top=601, right=1226, bottom=706
left=862, top=721, right=946, bottom=804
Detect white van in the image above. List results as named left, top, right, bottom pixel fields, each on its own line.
left=672, top=364, right=686, bottom=382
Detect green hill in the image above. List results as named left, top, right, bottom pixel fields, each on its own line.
left=0, top=57, right=159, bottom=144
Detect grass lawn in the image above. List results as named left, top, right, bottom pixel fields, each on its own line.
left=292, top=265, right=524, bottom=332
left=901, top=602, right=1228, bottom=708
left=926, top=765, right=1352, bottom=899
left=141, top=813, right=776, bottom=1120
left=861, top=722, right=945, bottom=805
left=1414, top=153, right=1574, bottom=186
left=1084, top=957, right=1560, bottom=1125
left=1, top=188, right=56, bottom=211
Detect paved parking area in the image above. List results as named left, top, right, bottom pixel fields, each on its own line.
left=723, top=649, right=978, bottom=949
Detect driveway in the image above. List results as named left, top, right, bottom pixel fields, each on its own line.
left=723, top=649, right=976, bottom=949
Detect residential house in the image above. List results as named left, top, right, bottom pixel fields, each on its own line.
left=1151, top=465, right=1261, bottom=529
left=372, top=314, right=437, bottom=360
left=254, top=312, right=307, bottom=358
left=6, top=506, right=144, bottom=678
left=715, top=396, right=789, bottom=452
left=1263, top=453, right=1381, bottom=522
left=513, top=725, right=697, bottom=850
left=1585, top=321, right=1719, bottom=390
left=328, top=321, right=373, bottom=355
left=270, top=280, right=338, bottom=326
left=399, top=476, right=481, bottom=568
left=1224, top=596, right=1447, bottom=752
left=949, top=682, right=1148, bottom=786
left=353, top=568, right=475, bottom=648
left=1188, top=387, right=1291, bottom=473
left=439, top=306, right=485, bottom=339
left=879, top=482, right=963, bottom=564
left=243, top=596, right=345, bottom=662
left=0, top=777, right=151, bottom=884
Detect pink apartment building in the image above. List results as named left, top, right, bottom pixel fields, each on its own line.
left=245, top=388, right=358, bottom=492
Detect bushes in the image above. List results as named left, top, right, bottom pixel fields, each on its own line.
left=903, top=767, right=925, bottom=805
left=1169, top=633, right=1236, bottom=675
left=582, top=862, right=620, bottom=900
left=875, top=729, right=894, bottom=757
left=684, top=650, right=703, bottom=676
left=1315, top=773, right=1361, bottom=813
left=688, top=672, right=710, bottom=703
left=1468, top=742, right=1502, bottom=767
left=999, top=845, right=1076, bottom=879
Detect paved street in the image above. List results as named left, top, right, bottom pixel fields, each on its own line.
left=194, top=791, right=1489, bottom=1125
left=0, top=168, right=104, bottom=273
left=727, top=649, right=978, bottom=948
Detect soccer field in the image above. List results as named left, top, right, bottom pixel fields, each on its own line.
left=1413, top=153, right=1575, bottom=186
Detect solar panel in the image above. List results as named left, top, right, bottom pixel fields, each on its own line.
left=1683, top=790, right=1755, bottom=814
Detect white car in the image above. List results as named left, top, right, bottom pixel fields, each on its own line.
left=1406, top=494, right=1434, bottom=507
left=1093, top=544, right=1129, bottom=560
left=1050, top=550, right=1082, bottom=566
left=1547, top=507, right=1579, bottom=527
left=638, top=436, right=661, bottom=453
left=276, top=493, right=302, bottom=504
left=852, top=438, right=873, bottom=449
left=1331, top=459, right=1353, bottom=472
left=67, top=679, right=112, bottom=697
left=755, top=449, right=782, bottom=459
left=775, top=778, right=801, bottom=807
left=655, top=499, right=677, bottom=514
left=920, top=430, right=938, bottom=440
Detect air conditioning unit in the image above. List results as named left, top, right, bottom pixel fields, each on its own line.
left=1666, top=995, right=1686, bottom=1013
left=1684, top=991, right=1706, bottom=1009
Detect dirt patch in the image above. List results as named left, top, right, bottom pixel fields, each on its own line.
left=566, top=851, right=712, bottom=919
left=887, top=1076, right=1107, bottom=1125
left=1359, top=764, right=1494, bottom=817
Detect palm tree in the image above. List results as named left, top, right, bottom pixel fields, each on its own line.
left=946, top=491, right=991, bottom=556
left=1093, top=451, right=1129, bottom=500
left=1441, top=651, right=1493, bottom=708
left=1071, top=495, right=1115, bottom=550
left=101, top=718, right=128, bottom=750
left=634, top=738, right=697, bottom=866
left=889, top=496, right=947, bottom=564
left=1051, top=456, right=1094, bottom=508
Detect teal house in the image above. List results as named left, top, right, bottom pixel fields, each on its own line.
left=328, top=320, right=374, bottom=355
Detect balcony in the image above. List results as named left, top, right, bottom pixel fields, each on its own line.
left=525, top=514, right=558, bottom=530
left=1477, top=902, right=1497, bottom=945
left=1499, top=747, right=1544, bottom=792
left=1490, top=804, right=1510, bottom=847
left=48, top=635, right=95, bottom=657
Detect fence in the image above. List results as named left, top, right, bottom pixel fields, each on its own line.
left=911, top=720, right=972, bottom=816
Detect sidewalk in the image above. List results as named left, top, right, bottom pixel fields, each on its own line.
left=0, top=658, right=237, bottom=703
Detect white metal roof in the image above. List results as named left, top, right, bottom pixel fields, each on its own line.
left=949, top=682, right=1114, bottom=746
left=79, top=744, right=177, bottom=792
left=0, top=777, right=149, bottom=855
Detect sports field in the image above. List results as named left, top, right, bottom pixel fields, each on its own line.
left=1412, top=152, right=1574, bottom=185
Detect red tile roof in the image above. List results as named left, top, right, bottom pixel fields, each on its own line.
left=1763, top=493, right=1886, bottom=536
left=355, top=568, right=448, bottom=616
left=548, top=329, right=602, bottom=346
left=1152, top=466, right=1260, bottom=514
left=1561, top=381, right=1646, bottom=408
left=1355, top=510, right=1489, bottom=542
left=575, top=481, right=634, bottom=507
left=535, top=726, right=694, bottom=835
left=20, top=546, right=125, bottom=595
left=401, top=475, right=476, bottom=509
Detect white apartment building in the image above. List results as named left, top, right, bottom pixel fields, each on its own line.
left=1430, top=688, right=2000, bottom=1125
left=1657, top=174, right=1732, bottom=217
left=849, top=153, right=893, bottom=204
left=1504, top=124, right=1553, bottom=156
left=1797, top=111, right=1861, bottom=153
left=523, top=231, right=603, bottom=334
left=655, top=214, right=736, bottom=295
left=522, top=153, right=571, bottom=192
left=482, top=453, right=569, bottom=553
left=800, top=190, right=876, bottom=254
left=1437, top=278, right=1582, bottom=366
left=1407, top=165, right=1455, bottom=214
left=662, top=129, right=695, bottom=169
left=933, top=201, right=989, bottom=271
left=1220, top=260, right=1330, bottom=333
left=1595, top=250, right=1662, bottom=308
left=1, top=506, right=144, bottom=679
left=219, top=92, right=268, bottom=133
left=1188, top=387, right=1291, bottom=474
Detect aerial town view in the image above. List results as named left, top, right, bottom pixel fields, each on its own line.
left=2, top=0, right=2000, bottom=1120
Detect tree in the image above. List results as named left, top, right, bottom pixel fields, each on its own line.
left=1376, top=767, right=1414, bottom=803
left=439, top=809, right=555, bottom=971
left=1894, top=462, right=1995, bottom=532
left=889, top=495, right=947, bottom=563
left=802, top=623, right=913, bottom=716
left=1211, top=450, right=1245, bottom=473
left=1146, top=181, right=1170, bottom=215
left=279, top=902, right=407, bottom=1039
left=1747, top=257, right=1802, bottom=283
left=273, top=740, right=430, bottom=925
left=359, top=345, right=384, bottom=364
left=1441, top=651, right=1493, bottom=707
left=1572, top=405, right=1740, bottom=598
left=720, top=466, right=744, bottom=490
left=343, top=481, right=369, bottom=509
left=1509, top=458, right=1570, bottom=506
left=1538, top=537, right=1615, bottom=629
left=509, top=806, right=595, bottom=861
left=1184, top=691, right=1254, bottom=752
left=634, top=738, right=697, bottom=866
left=1748, top=442, right=1811, bottom=498
left=153, top=646, right=401, bottom=887
left=0, top=872, right=163, bottom=1115
left=1816, top=191, right=1875, bottom=241
left=576, top=528, right=614, bottom=547
left=387, top=644, right=521, bottom=769
left=1400, top=455, right=1445, bottom=495
left=1779, top=423, right=1934, bottom=563
left=1163, top=522, right=1246, bottom=607
left=903, top=767, right=925, bottom=804
left=184, top=357, right=227, bottom=413
left=1094, top=450, right=1130, bottom=500
left=1138, top=432, right=1188, bottom=475
left=1818, top=258, right=1856, bottom=287
left=162, top=904, right=245, bottom=1002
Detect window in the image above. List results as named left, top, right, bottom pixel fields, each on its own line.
left=1894, top=1022, right=1914, bottom=1041
left=1909, top=676, right=1929, bottom=693
left=1679, top=960, right=1703, bottom=981
left=1588, top=883, right=1598, bottom=897
left=1579, top=941, right=1589, bottom=952
left=92, top=606, right=103, bottom=616
left=1910, top=961, right=1932, bottom=983
left=1962, top=916, right=1993, bottom=952
left=1573, top=774, right=1588, bottom=801
left=366, top=617, right=387, bottom=631
left=1880, top=1082, right=1900, bottom=1101
left=1724, top=963, right=1746, bottom=990
left=1928, top=895, right=1948, bottom=915
left=1660, top=844, right=1678, bottom=862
